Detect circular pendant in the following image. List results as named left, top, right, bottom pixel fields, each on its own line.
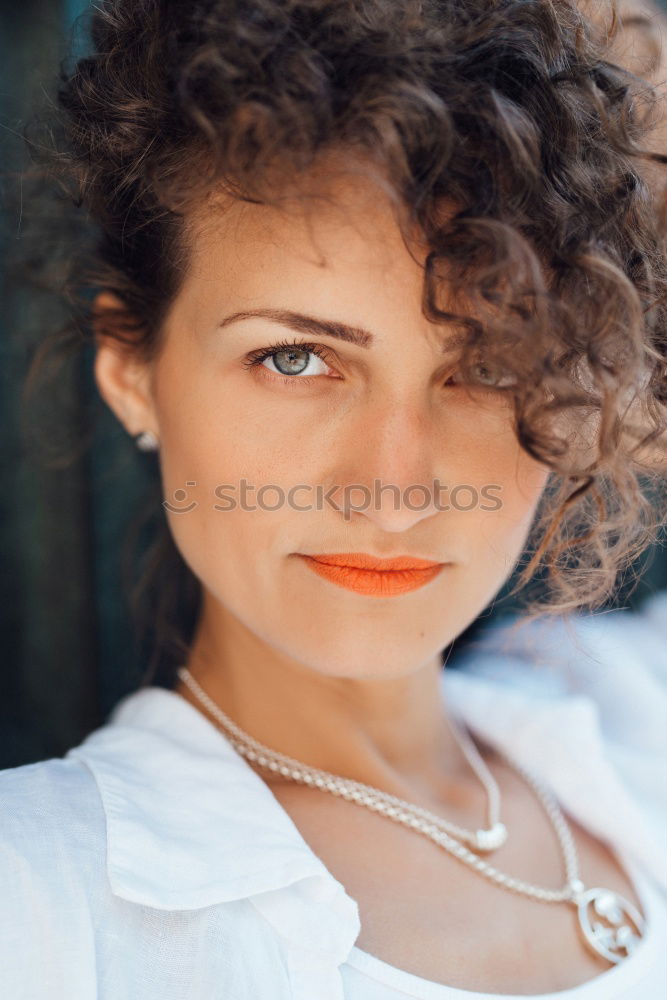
left=572, top=886, right=646, bottom=964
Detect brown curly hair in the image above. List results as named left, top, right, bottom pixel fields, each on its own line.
left=14, top=0, right=667, bottom=685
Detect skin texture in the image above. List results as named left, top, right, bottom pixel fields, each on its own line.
left=94, top=160, right=551, bottom=804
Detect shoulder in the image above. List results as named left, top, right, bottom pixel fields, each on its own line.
left=451, top=594, right=667, bottom=855
left=0, top=752, right=107, bottom=872
left=456, top=590, right=667, bottom=713
left=0, top=755, right=108, bottom=996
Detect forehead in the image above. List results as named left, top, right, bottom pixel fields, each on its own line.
left=176, top=161, right=477, bottom=351
left=188, top=170, right=425, bottom=278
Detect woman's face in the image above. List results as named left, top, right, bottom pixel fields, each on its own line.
left=97, top=162, right=551, bottom=679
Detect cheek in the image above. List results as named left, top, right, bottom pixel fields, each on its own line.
left=155, top=419, right=312, bottom=619
left=469, top=446, right=550, bottom=555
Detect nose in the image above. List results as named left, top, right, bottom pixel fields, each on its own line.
left=328, top=397, right=443, bottom=533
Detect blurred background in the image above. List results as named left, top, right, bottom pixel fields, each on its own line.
left=2, top=0, right=667, bottom=769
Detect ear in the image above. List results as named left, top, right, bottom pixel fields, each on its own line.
left=92, top=290, right=159, bottom=442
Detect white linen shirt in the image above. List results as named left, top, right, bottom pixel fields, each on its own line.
left=1, top=592, right=667, bottom=1000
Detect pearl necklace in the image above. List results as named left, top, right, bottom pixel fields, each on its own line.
left=176, top=666, right=646, bottom=965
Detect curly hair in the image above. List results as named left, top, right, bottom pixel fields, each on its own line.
left=13, top=0, right=667, bottom=685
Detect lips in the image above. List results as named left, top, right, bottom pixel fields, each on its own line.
left=296, top=552, right=447, bottom=596
left=303, top=552, right=444, bottom=571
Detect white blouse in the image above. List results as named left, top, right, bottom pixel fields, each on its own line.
left=1, top=591, right=667, bottom=1000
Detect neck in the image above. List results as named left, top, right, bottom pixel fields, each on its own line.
left=174, top=594, right=492, bottom=814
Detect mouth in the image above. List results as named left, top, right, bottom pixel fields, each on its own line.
left=295, top=552, right=448, bottom=596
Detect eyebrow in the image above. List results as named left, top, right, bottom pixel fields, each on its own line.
left=219, top=308, right=469, bottom=354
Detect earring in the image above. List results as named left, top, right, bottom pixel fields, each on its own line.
left=134, top=430, right=159, bottom=452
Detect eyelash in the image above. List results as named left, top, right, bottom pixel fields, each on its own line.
left=241, top=338, right=337, bottom=384
left=241, top=338, right=516, bottom=392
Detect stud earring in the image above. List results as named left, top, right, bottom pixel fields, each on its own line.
left=134, top=430, right=160, bottom=452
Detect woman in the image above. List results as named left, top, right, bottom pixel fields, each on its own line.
left=2, top=0, right=667, bottom=997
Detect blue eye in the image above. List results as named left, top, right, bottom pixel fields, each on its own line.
left=242, top=339, right=338, bottom=381
left=469, top=361, right=518, bottom=389
left=447, top=358, right=518, bottom=391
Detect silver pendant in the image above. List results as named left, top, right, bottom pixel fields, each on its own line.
left=569, top=883, right=646, bottom=964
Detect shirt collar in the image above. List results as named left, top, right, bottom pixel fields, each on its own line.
left=67, top=684, right=362, bottom=966
left=65, top=622, right=667, bottom=962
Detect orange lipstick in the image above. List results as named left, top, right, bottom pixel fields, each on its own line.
left=296, top=552, right=446, bottom=596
